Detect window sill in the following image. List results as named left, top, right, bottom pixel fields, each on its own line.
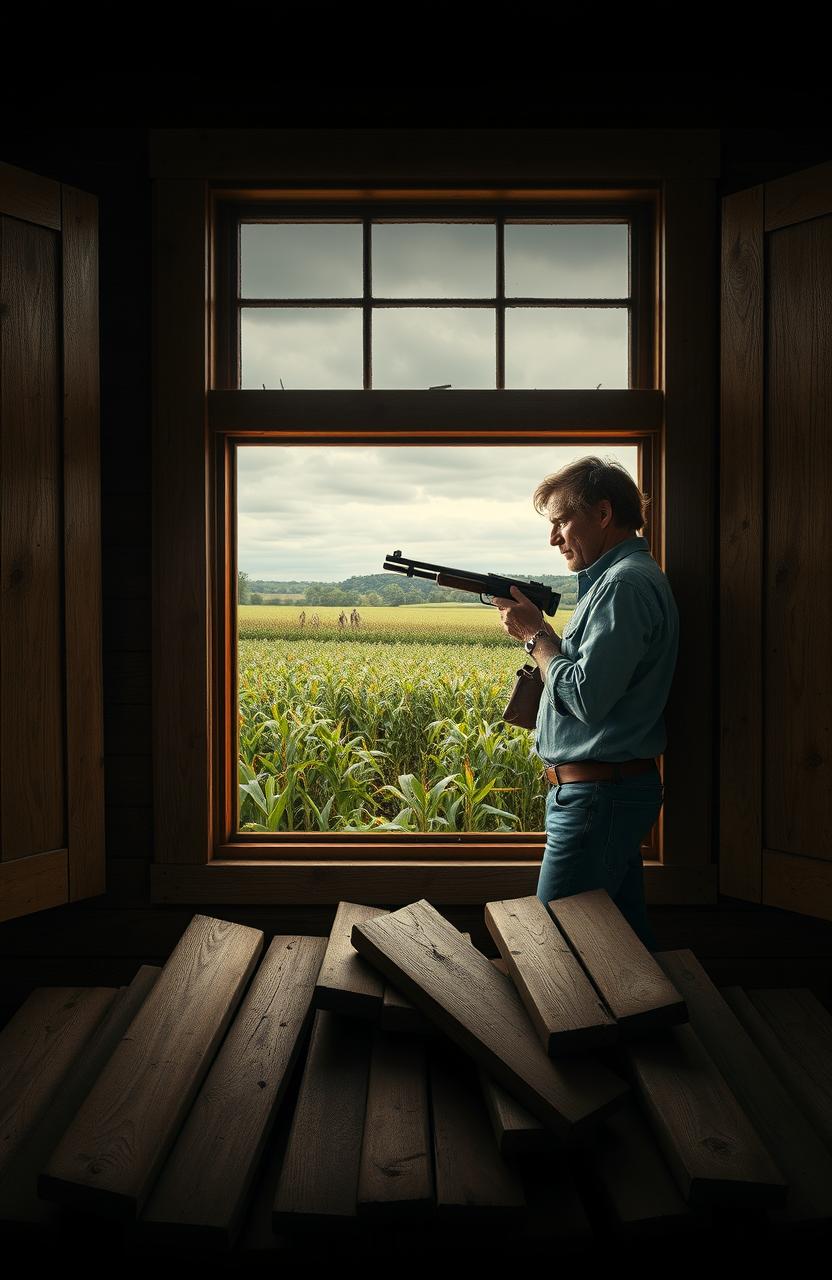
left=149, top=857, right=717, bottom=906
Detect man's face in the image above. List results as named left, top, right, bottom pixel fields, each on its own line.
left=547, top=498, right=614, bottom=571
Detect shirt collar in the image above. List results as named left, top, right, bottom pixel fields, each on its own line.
left=576, top=535, right=650, bottom=588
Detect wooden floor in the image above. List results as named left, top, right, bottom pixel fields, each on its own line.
left=2, top=893, right=832, bottom=1262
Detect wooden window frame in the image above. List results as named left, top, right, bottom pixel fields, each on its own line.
left=150, top=129, right=718, bottom=907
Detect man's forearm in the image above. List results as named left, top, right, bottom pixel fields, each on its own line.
left=530, top=632, right=563, bottom=679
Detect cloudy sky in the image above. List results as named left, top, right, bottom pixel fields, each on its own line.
left=239, top=221, right=630, bottom=390
left=238, top=444, right=640, bottom=581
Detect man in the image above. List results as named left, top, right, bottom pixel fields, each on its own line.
left=492, top=456, right=679, bottom=951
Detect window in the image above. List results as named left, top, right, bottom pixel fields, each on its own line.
left=209, top=191, right=663, bottom=862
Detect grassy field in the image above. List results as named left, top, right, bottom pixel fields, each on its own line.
left=237, top=603, right=575, bottom=835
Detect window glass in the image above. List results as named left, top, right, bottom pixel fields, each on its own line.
left=372, top=223, right=494, bottom=297
left=241, top=222, right=363, bottom=298
left=504, top=222, right=628, bottom=297
left=505, top=307, right=628, bottom=389
left=236, top=442, right=639, bottom=835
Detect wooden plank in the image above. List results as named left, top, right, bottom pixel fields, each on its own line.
left=0, top=966, right=160, bottom=1228
left=515, top=1150, right=595, bottom=1247
left=765, top=157, right=832, bottom=231
left=149, top=859, right=718, bottom=907
left=209, top=387, right=663, bottom=434
left=39, top=914, right=263, bottom=1219
left=547, top=889, right=688, bottom=1034
left=139, top=935, right=326, bottom=1249
left=429, top=1037, right=525, bottom=1222
left=741, top=987, right=832, bottom=1147
left=0, top=849, right=67, bottom=925
left=152, top=178, right=211, bottom=865
left=765, top=215, right=832, bottom=863
left=485, top=895, right=618, bottom=1054
left=624, top=1020, right=787, bottom=1208
left=0, top=986, right=117, bottom=1181
left=0, top=160, right=61, bottom=228
left=351, top=899, right=629, bottom=1145
left=379, top=928, right=474, bottom=1036
left=662, top=172, right=718, bottom=877
left=356, top=1025, right=433, bottom=1219
left=272, top=1008, right=373, bottom=1231
left=477, top=953, right=555, bottom=1157
left=716, top=983, right=829, bottom=1213
left=656, top=950, right=832, bottom=1224
left=1, top=215, right=64, bottom=869
left=577, top=1100, right=696, bottom=1238
left=719, top=180, right=764, bottom=902
left=62, top=182, right=105, bottom=903
left=315, top=901, right=388, bottom=1018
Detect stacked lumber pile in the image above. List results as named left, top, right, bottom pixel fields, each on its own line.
left=2, top=890, right=832, bottom=1259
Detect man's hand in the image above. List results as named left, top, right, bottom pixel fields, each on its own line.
left=492, top=585, right=562, bottom=649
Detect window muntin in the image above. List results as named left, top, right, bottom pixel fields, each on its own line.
left=237, top=213, right=632, bottom=390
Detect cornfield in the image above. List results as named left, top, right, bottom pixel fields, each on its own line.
left=237, top=605, right=574, bottom=835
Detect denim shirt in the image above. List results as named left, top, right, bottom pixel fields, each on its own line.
left=534, top=536, right=680, bottom=765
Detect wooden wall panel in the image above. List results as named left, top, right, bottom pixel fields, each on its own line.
left=765, top=216, right=832, bottom=859
left=0, top=215, right=64, bottom=861
left=719, top=184, right=764, bottom=900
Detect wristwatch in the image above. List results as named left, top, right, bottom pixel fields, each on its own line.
left=524, top=628, right=548, bottom=655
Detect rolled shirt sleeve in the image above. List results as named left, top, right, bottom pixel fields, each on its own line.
left=543, top=580, right=657, bottom=724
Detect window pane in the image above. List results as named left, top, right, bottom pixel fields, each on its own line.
left=373, top=308, right=495, bottom=388
left=505, top=223, right=629, bottom=298
left=236, top=443, right=639, bottom=835
left=372, top=223, right=495, bottom=297
left=240, top=223, right=363, bottom=298
left=505, top=308, right=628, bottom=389
left=241, top=308, right=363, bottom=389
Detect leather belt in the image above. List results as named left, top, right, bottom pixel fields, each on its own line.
left=544, top=757, right=659, bottom=786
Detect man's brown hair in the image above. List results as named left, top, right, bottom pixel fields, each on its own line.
left=532, top=455, right=650, bottom=533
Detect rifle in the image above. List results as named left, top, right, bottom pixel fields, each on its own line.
left=382, top=551, right=561, bottom=616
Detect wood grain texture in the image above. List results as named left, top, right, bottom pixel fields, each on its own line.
left=578, top=1099, right=696, bottom=1237
left=719, top=181, right=764, bottom=902
left=152, top=179, right=211, bottom=865
left=765, top=214, right=832, bottom=859
left=625, top=1020, right=787, bottom=1208
left=429, top=1037, right=526, bottom=1221
left=711, top=988, right=829, bottom=1218
left=0, top=986, right=117, bottom=1180
left=1, top=215, right=64, bottom=865
left=0, top=966, right=160, bottom=1227
left=61, top=182, right=105, bottom=903
left=209, top=387, right=663, bottom=434
left=379, top=929, right=474, bottom=1036
left=351, top=899, right=629, bottom=1144
left=656, top=949, right=832, bottom=1222
left=742, top=986, right=832, bottom=1146
left=356, top=1025, right=432, bottom=1218
left=662, top=174, right=717, bottom=877
left=547, top=890, right=687, bottom=1033
left=0, top=160, right=60, bottom=228
left=140, top=935, right=325, bottom=1248
left=316, top=901, right=388, bottom=1018
left=0, top=849, right=67, bottom=925
left=765, top=157, right=832, bottom=231
left=485, top=895, right=618, bottom=1054
left=39, top=915, right=263, bottom=1219
left=272, top=1008, right=373, bottom=1231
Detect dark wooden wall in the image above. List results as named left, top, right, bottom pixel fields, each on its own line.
left=2, top=80, right=832, bottom=1023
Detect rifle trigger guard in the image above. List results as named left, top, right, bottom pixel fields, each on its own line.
left=480, top=592, right=494, bottom=606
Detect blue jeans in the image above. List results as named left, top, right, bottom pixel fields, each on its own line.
left=535, top=765, right=663, bottom=951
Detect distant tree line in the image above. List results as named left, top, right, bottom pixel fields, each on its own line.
left=238, top=569, right=577, bottom=608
